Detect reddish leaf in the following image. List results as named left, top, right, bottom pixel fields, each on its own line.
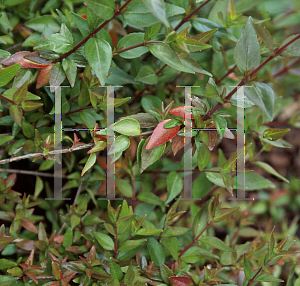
left=169, top=106, right=194, bottom=119
left=17, top=58, right=51, bottom=69
left=36, top=64, right=54, bottom=89
left=25, top=271, right=38, bottom=284
left=146, top=119, right=180, bottom=150
left=25, top=249, right=35, bottom=265
left=2, top=51, right=31, bottom=66
left=21, top=219, right=38, bottom=234
left=169, top=276, right=193, bottom=286
left=171, top=134, right=185, bottom=156
left=81, top=14, right=87, bottom=19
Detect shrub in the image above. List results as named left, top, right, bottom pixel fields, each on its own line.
left=0, top=0, right=300, bottom=285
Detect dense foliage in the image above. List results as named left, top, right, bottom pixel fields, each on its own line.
left=0, top=0, right=300, bottom=285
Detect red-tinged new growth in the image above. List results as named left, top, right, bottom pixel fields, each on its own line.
left=146, top=119, right=180, bottom=150
left=169, top=106, right=194, bottom=119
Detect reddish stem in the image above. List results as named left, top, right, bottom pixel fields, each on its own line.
left=202, top=34, right=300, bottom=121
left=55, top=0, right=133, bottom=63
left=0, top=94, right=17, bottom=105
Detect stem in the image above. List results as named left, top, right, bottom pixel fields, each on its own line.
left=169, top=222, right=211, bottom=267
left=114, top=223, right=118, bottom=259
left=65, top=106, right=93, bottom=116
left=55, top=0, right=133, bottom=63
left=215, top=65, right=237, bottom=85
left=0, top=143, right=94, bottom=165
left=0, top=94, right=17, bottom=105
left=272, top=57, right=300, bottom=78
left=0, top=168, right=69, bottom=178
left=246, top=267, right=262, bottom=286
left=174, top=0, right=213, bottom=31
left=203, top=33, right=300, bottom=121
left=132, top=175, right=136, bottom=212
left=114, top=41, right=163, bottom=55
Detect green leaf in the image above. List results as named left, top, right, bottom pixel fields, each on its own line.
left=110, top=259, right=123, bottom=280
left=0, top=64, right=22, bottom=87
left=0, top=135, right=14, bottom=146
left=160, top=263, right=173, bottom=284
left=123, top=0, right=184, bottom=27
left=70, top=214, right=80, bottom=229
left=214, top=207, right=239, bottom=223
left=63, top=227, right=73, bottom=247
left=149, top=44, right=194, bottom=73
left=81, top=152, right=97, bottom=176
left=0, top=259, right=17, bottom=270
left=234, top=16, right=261, bottom=74
left=193, top=200, right=209, bottom=237
left=254, top=24, right=274, bottom=52
left=145, top=23, right=162, bottom=41
left=243, top=254, right=252, bottom=280
left=49, top=62, right=66, bottom=93
left=80, top=110, right=96, bottom=129
left=82, top=214, right=104, bottom=226
left=115, top=178, right=133, bottom=198
left=142, top=0, right=169, bottom=27
left=141, top=95, right=163, bottom=112
left=85, top=38, right=112, bottom=86
left=118, top=239, right=147, bottom=251
left=25, top=15, right=60, bottom=33
left=147, top=237, right=165, bottom=266
left=180, top=56, right=212, bottom=77
left=34, top=34, right=72, bottom=53
left=232, top=172, right=276, bottom=190
left=0, top=49, right=10, bottom=59
left=281, top=34, right=300, bottom=57
left=245, top=82, right=275, bottom=121
left=92, top=231, right=114, bottom=251
left=255, top=274, right=284, bottom=283
left=70, top=12, right=91, bottom=37
left=136, top=228, right=162, bottom=236
left=124, top=262, right=135, bottom=285
left=0, top=275, right=19, bottom=285
left=9, top=105, right=22, bottom=126
left=21, top=118, right=34, bottom=138
left=140, top=137, right=165, bottom=172
left=254, top=161, right=289, bottom=183
left=221, top=171, right=233, bottom=196
left=197, top=143, right=211, bottom=171
left=117, top=33, right=148, bottom=59
left=165, top=171, right=183, bottom=205
left=121, top=113, right=158, bottom=128
left=263, top=128, right=290, bottom=141
left=161, top=237, right=178, bottom=261
left=137, top=192, right=163, bottom=205
left=135, top=65, right=158, bottom=84
left=85, top=0, right=115, bottom=20
left=109, top=118, right=141, bottom=136
left=202, top=77, right=223, bottom=103
left=108, top=135, right=130, bottom=155
left=200, top=236, right=236, bottom=252
left=62, top=58, right=77, bottom=87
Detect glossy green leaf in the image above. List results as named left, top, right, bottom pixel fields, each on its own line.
left=197, top=143, right=211, bottom=171
left=85, top=38, right=112, bottom=86
left=0, top=64, right=22, bottom=87
left=200, top=236, right=236, bottom=252
left=149, top=44, right=194, bottom=73
left=161, top=237, right=178, bottom=261
left=70, top=12, right=91, bottom=37
left=263, top=128, right=290, bottom=141
left=193, top=200, right=209, bottom=237
left=147, top=237, right=165, bottom=266
left=137, top=192, right=163, bottom=205
left=81, top=152, right=97, bottom=176
left=62, top=58, right=77, bottom=87
left=145, top=22, right=162, bottom=41
left=92, top=231, right=114, bottom=251
left=21, top=118, right=34, bottom=138
left=140, top=137, right=165, bottom=172
left=253, top=161, right=289, bottom=183
left=117, top=33, right=148, bottom=59
left=165, top=171, right=183, bottom=205
left=142, top=0, right=169, bottom=27
left=245, top=82, right=275, bottom=121
left=49, top=62, right=66, bottom=93
left=135, top=65, right=158, bottom=84
left=85, top=0, right=115, bottom=20
left=234, top=17, right=261, bottom=74
left=0, top=135, right=14, bottom=146
left=110, top=118, right=141, bottom=136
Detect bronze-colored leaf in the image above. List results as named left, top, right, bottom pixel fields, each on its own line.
left=171, top=134, right=185, bottom=156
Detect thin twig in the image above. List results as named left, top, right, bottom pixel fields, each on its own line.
left=272, top=57, right=300, bottom=78
left=57, top=173, right=87, bottom=236
left=55, top=0, right=133, bottom=63
left=0, top=143, right=94, bottom=165
left=169, top=222, right=211, bottom=267
left=202, top=34, right=300, bottom=121
left=114, top=41, right=163, bottom=55
left=0, top=168, right=69, bottom=178
left=0, top=94, right=17, bottom=105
